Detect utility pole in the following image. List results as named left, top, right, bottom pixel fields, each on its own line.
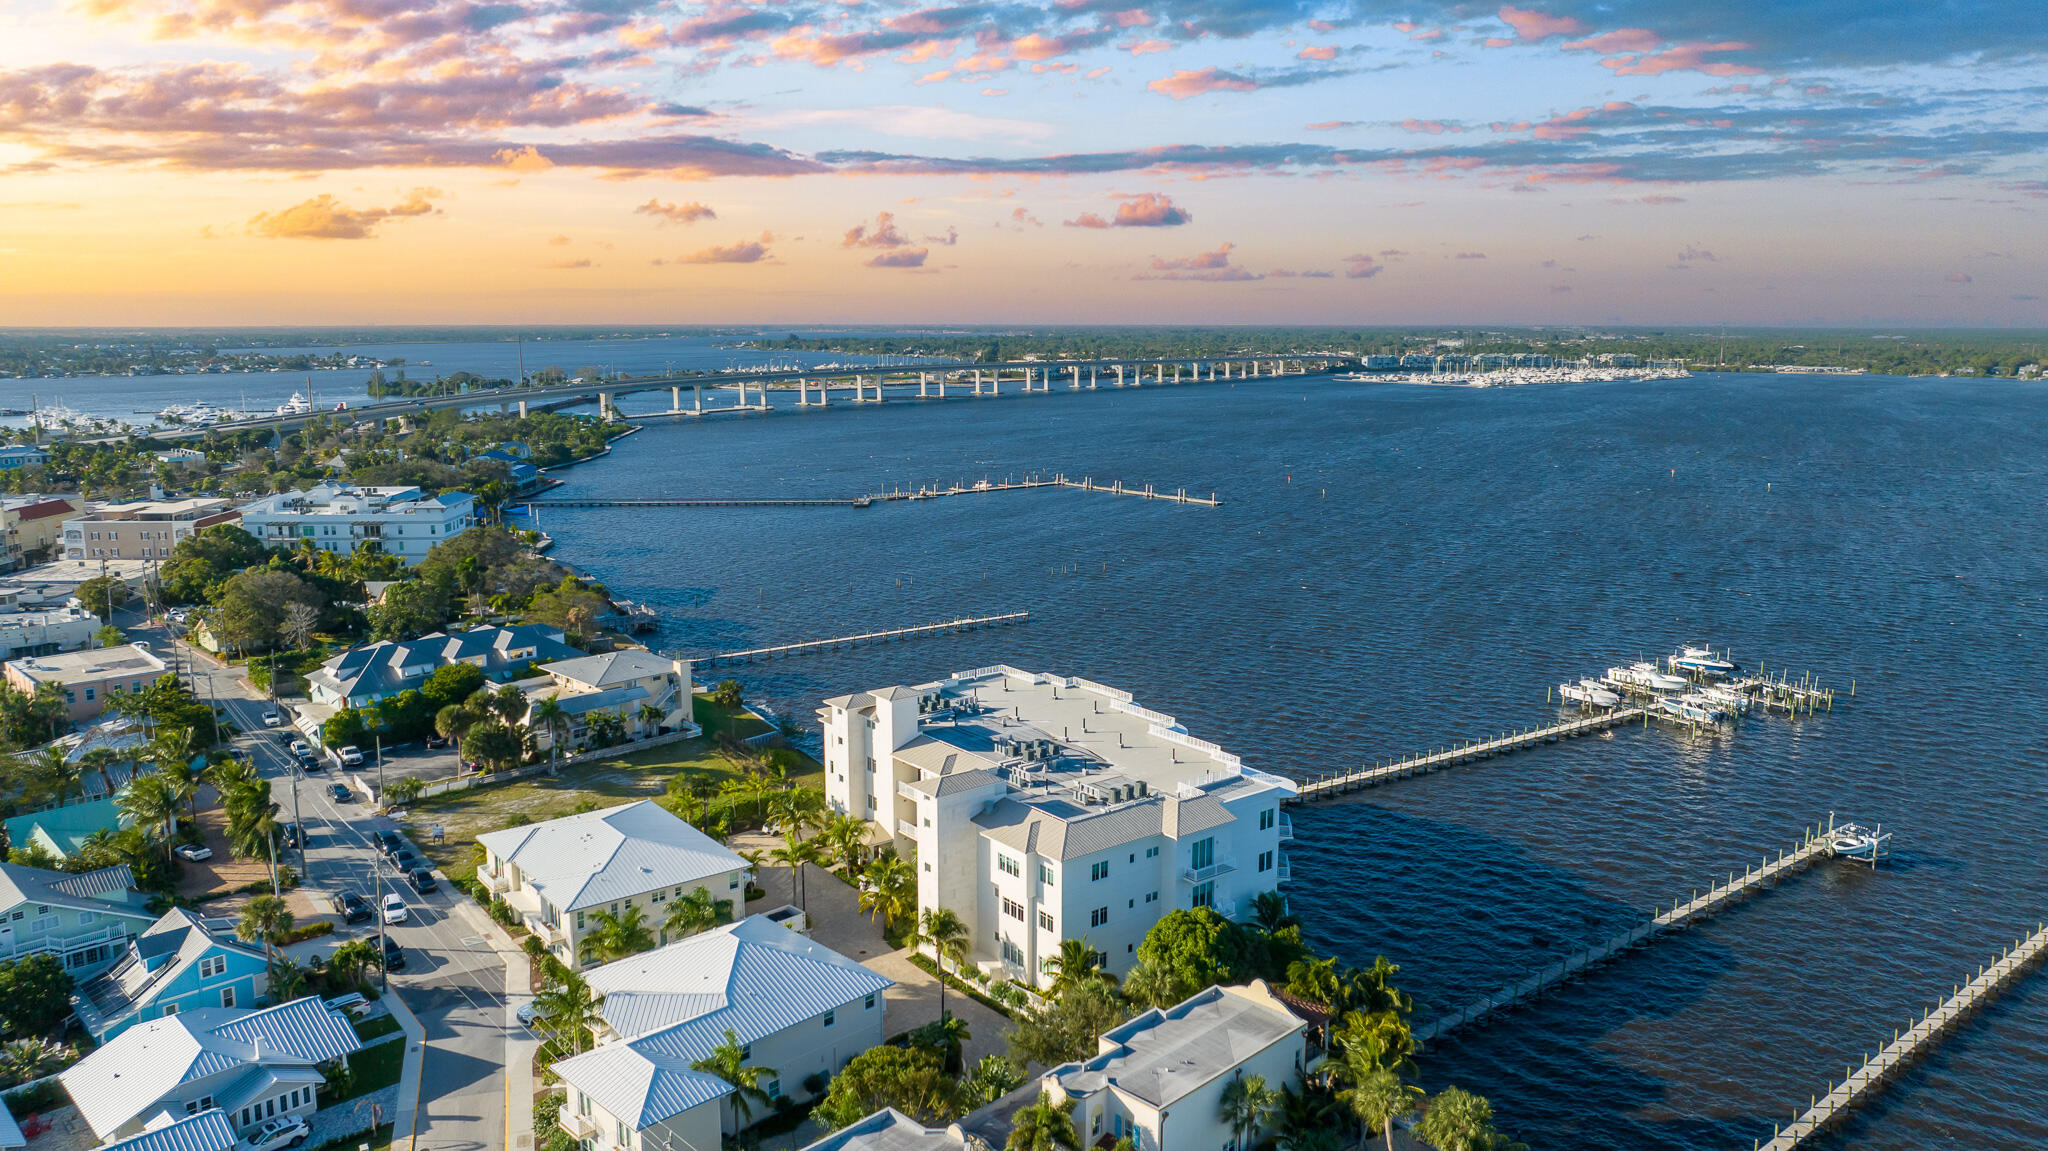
left=287, top=758, right=306, bottom=883
left=375, top=735, right=383, bottom=806
left=376, top=857, right=389, bottom=992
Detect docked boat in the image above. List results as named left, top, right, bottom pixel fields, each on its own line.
left=1603, top=662, right=1690, bottom=693
left=1697, top=684, right=1751, bottom=713
left=275, top=391, right=314, bottom=416
left=1657, top=695, right=1723, bottom=723
left=1668, top=645, right=1737, bottom=677
left=1829, top=825, right=1891, bottom=862
left=1559, top=679, right=1621, bottom=708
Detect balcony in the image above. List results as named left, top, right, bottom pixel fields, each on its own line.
left=1179, top=860, right=1237, bottom=885
left=480, top=870, right=512, bottom=895
left=1276, top=854, right=1293, bottom=884
left=897, top=781, right=922, bottom=801
left=897, top=819, right=919, bottom=838
left=560, top=1110, right=598, bottom=1140
left=1277, top=813, right=1294, bottom=841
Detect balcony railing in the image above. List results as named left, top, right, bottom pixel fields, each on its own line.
left=0, top=923, right=126, bottom=964
left=560, top=1111, right=598, bottom=1140
left=1277, top=813, right=1294, bottom=841
left=480, top=870, right=512, bottom=894
left=1276, top=854, right=1293, bottom=884
left=1180, top=860, right=1237, bottom=885
left=897, top=781, right=922, bottom=801
left=896, top=819, right=919, bottom=838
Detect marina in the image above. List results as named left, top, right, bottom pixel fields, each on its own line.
left=1415, top=816, right=1881, bottom=1046
left=1757, top=923, right=2048, bottom=1151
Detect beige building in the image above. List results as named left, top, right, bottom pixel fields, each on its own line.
left=521, top=650, right=697, bottom=751
left=62, top=499, right=239, bottom=561
left=0, top=497, right=83, bottom=572
left=4, top=643, right=169, bottom=722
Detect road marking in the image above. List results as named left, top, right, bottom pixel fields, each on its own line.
left=460, top=936, right=488, bottom=948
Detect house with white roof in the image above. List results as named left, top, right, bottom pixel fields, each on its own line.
left=72, top=907, right=272, bottom=1041
left=476, top=800, right=748, bottom=965
left=820, top=665, right=1295, bottom=987
left=521, top=650, right=697, bottom=752
left=236, top=484, right=476, bottom=564
left=58, top=995, right=363, bottom=1142
left=0, top=861, right=155, bottom=976
left=1037, top=981, right=1315, bottom=1151
left=304, top=624, right=582, bottom=710
left=799, top=1109, right=986, bottom=1151
left=551, top=915, right=894, bottom=1151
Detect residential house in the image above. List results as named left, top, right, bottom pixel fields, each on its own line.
left=473, top=448, right=541, bottom=491
left=58, top=996, right=363, bottom=1142
left=61, top=499, right=239, bottom=561
left=236, top=484, right=476, bottom=563
left=98, top=1110, right=235, bottom=1151
left=0, top=862, right=157, bottom=976
left=153, top=448, right=209, bottom=466
left=0, top=447, right=49, bottom=470
left=1037, top=981, right=1317, bottom=1151
left=551, top=916, right=893, bottom=1149
left=72, top=908, right=272, bottom=1041
left=0, top=497, right=82, bottom=572
left=2, top=720, right=159, bottom=861
left=304, top=625, right=582, bottom=710
left=475, top=800, right=748, bottom=966
left=798, top=1110, right=986, bottom=1151
left=820, top=665, right=1295, bottom=987
left=4, top=800, right=128, bottom=861
left=4, top=643, right=170, bottom=722
left=0, top=604, right=101, bottom=659
left=521, top=650, right=696, bottom=752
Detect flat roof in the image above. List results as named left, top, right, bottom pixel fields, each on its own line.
left=7, top=644, right=166, bottom=684
left=1048, top=983, right=1304, bottom=1108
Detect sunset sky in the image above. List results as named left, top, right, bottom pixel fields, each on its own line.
left=2, top=0, right=2042, bottom=325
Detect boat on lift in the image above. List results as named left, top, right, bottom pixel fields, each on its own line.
left=1668, top=644, right=1737, bottom=677
left=1697, top=684, right=1751, bottom=713
left=1828, top=824, right=1891, bottom=862
left=1559, top=679, right=1621, bottom=708
left=1657, top=695, right=1724, bottom=723
left=1603, top=662, right=1690, bottom=693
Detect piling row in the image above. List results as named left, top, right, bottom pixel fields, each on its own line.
left=1290, top=708, right=1647, bottom=803
left=1758, top=922, right=2048, bottom=1151
left=701, top=612, right=1031, bottom=666
left=1415, top=820, right=1843, bottom=1046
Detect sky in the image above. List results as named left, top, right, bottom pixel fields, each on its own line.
left=1, top=0, right=2043, bottom=325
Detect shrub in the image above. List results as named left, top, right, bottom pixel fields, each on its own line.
left=278, top=921, right=335, bottom=945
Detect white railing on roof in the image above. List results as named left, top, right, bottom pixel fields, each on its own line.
left=948, top=665, right=1014, bottom=685
left=1112, top=700, right=1176, bottom=727
left=1066, top=677, right=1133, bottom=704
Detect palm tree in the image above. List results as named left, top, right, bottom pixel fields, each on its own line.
left=269, top=956, right=310, bottom=1000
left=1338, top=1065, right=1423, bottom=1151
left=1414, top=1087, right=1521, bottom=1151
left=857, top=851, right=916, bottom=934
left=1334, top=1009, right=1416, bottom=1076
left=1286, top=955, right=1347, bottom=1011
left=690, top=1028, right=776, bottom=1131
left=237, top=893, right=293, bottom=967
left=1249, top=890, right=1299, bottom=934
left=916, top=907, right=969, bottom=1021
left=635, top=702, right=665, bottom=735
left=16, top=746, right=82, bottom=807
left=582, top=905, right=655, bottom=964
left=529, top=694, right=569, bottom=772
left=1005, top=1092, right=1079, bottom=1151
left=663, top=887, right=729, bottom=942
left=821, top=813, right=870, bottom=871
left=1042, top=938, right=1114, bottom=997
left=78, top=747, right=123, bottom=802
left=1220, top=1073, right=1281, bottom=1151
left=769, top=833, right=822, bottom=913
left=328, top=939, right=381, bottom=989
left=534, top=968, right=605, bottom=1058
left=1346, top=955, right=1414, bottom=1017
left=115, top=772, right=183, bottom=862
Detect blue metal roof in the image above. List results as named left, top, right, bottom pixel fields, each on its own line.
left=100, top=1110, right=234, bottom=1151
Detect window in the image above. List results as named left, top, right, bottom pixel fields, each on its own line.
left=740, top=1044, right=752, bottom=1060
left=1090, top=861, right=1110, bottom=882
left=162, top=1002, right=179, bottom=1016
left=1145, top=846, right=1159, bottom=858
left=616, top=1122, right=628, bottom=1145
left=729, top=873, right=740, bottom=890
left=1003, top=898, right=1025, bottom=921
left=1000, top=938, right=1023, bottom=965
left=1193, top=881, right=1215, bottom=908
left=198, top=955, right=226, bottom=978
left=1146, top=891, right=1159, bottom=904
left=1191, top=838, right=1215, bottom=870
left=1038, top=862, right=1055, bottom=886
left=865, top=993, right=877, bottom=1010
left=1089, top=906, right=1109, bottom=927
left=220, top=986, right=236, bottom=1008
left=1258, top=850, right=1274, bottom=873
left=997, top=854, right=1021, bottom=877
left=576, top=911, right=586, bottom=930
left=823, top=1010, right=836, bottom=1028
left=79, top=911, right=95, bottom=925
left=650, top=889, right=665, bottom=903
left=765, top=1079, right=782, bottom=1100
left=83, top=688, right=94, bottom=702
left=1038, top=910, right=1054, bottom=932
left=1259, top=808, right=1275, bottom=831
left=31, top=916, right=58, bottom=934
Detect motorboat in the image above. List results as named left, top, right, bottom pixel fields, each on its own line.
left=1604, top=662, right=1690, bottom=693
left=1669, top=645, right=1737, bottom=677
left=1697, top=684, right=1751, bottom=713
left=1657, top=695, right=1722, bottom=723
left=1559, top=679, right=1621, bottom=708
left=275, top=391, right=315, bottom=416
left=1829, top=826, right=1891, bottom=861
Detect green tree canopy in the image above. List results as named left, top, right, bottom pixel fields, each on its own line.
left=1004, top=976, right=1129, bottom=1067
left=209, top=568, right=323, bottom=654
left=0, top=954, right=75, bottom=1035
left=1132, top=907, right=1259, bottom=1007
left=811, top=1044, right=966, bottom=1130
left=160, top=524, right=271, bottom=605
left=74, top=575, right=129, bottom=621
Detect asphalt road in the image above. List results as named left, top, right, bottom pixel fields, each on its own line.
left=150, top=627, right=516, bottom=1151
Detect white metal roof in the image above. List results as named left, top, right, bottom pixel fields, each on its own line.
left=476, top=800, right=746, bottom=913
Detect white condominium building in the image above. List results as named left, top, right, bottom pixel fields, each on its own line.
left=236, top=484, right=476, bottom=563
left=821, top=665, right=1296, bottom=988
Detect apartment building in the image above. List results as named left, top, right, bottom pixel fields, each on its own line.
left=0, top=497, right=82, bottom=572
left=0, top=605, right=100, bottom=659
left=62, top=499, right=238, bottom=561
left=5, top=643, right=170, bottom=722
left=236, top=484, right=476, bottom=563
left=820, top=665, right=1295, bottom=987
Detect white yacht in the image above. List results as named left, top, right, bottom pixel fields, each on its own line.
left=1829, top=825, right=1891, bottom=862
left=1669, top=645, right=1737, bottom=677
left=1603, top=662, right=1690, bottom=693
left=1657, top=695, right=1723, bottom=723
left=275, top=391, right=315, bottom=416
left=1559, top=679, right=1621, bottom=708
left=1697, top=684, right=1751, bottom=713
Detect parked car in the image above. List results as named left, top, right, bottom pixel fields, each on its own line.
left=174, top=843, right=212, bottom=862
left=391, top=852, right=424, bottom=874
left=381, top=936, right=407, bottom=971
left=327, top=783, right=352, bottom=803
left=339, top=892, right=372, bottom=924
left=516, top=1000, right=555, bottom=1027
left=280, top=822, right=304, bottom=849
left=381, top=893, right=408, bottom=924
left=289, top=740, right=311, bottom=758
left=301, top=756, right=325, bottom=773
left=376, top=831, right=404, bottom=856
left=408, top=868, right=437, bottom=893
left=276, top=732, right=296, bottom=749
left=262, top=710, right=283, bottom=727
left=238, top=1115, right=309, bottom=1151
left=338, top=745, right=365, bottom=767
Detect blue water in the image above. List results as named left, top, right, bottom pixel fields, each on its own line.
left=516, top=371, right=2048, bottom=1150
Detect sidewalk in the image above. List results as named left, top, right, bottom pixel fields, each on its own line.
left=385, top=987, right=426, bottom=1151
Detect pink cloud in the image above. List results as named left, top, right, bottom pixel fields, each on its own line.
left=843, top=210, right=915, bottom=249
left=678, top=240, right=768, bottom=263
left=1305, top=120, right=1355, bottom=131
left=867, top=248, right=929, bottom=268
left=1601, top=41, right=1762, bottom=76
left=1139, top=242, right=1259, bottom=282
left=1111, top=8, right=1152, bottom=26
left=1638, top=193, right=1686, bottom=204
left=1148, top=66, right=1258, bottom=99
left=1064, top=192, right=1192, bottom=228
left=1483, top=36, right=1514, bottom=47
left=1297, top=44, right=1337, bottom=60
left=1126, top=39, right=1173, bottom=54
left=635, top=198, right=716, bottom=224
left=1308, top=19, right=1337, bottom=31
left=1945, top=271, right=1972, bottom=283
left=1498, top=6, right=1584, bottom=41
left=1400, top=119, right=1451, bottom=134
left=1066, top=211, right=1110, bottom=228
left=1561, top=28, right=1661, bottom=52
left=1342, top=253, right=1380, bottom=279
left=1531, top=101, right=1636, bottom=139
left=247, top=189, right=438, bottom=239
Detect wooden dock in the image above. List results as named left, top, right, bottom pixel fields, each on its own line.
left=526, top=473, right=1220, bottom=512
left=1415, top=819, right=1846, bottom=1046
left=527, top=497, right=860, bottom=508
left=1757, top=922, right=2048, bottom=1151
left=1290, top=708, right=1647, bottom=803
left=701, top=612, right=1030, bottom=666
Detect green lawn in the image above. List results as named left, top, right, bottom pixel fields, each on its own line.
left=407, top=723, right=822, bottom=886
left=327, top=1038, right=406, bottom=1104
left=351, top=1014, right=403, bottom=1043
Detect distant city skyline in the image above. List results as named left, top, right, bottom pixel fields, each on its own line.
left=1, top=0, right=2042, bottom=325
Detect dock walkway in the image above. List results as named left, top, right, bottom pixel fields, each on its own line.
left=526, top=473, right=1220, bottom=512
left=1416, top=820, right=1842, bottom=1045
left=1758, top=922, right=2048, bottom=1150
left=1291, top=708, right=1646, bottom=803
left=701, top=612, right=1030, bottom=666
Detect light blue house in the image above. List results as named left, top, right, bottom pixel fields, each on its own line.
left=0, top=862, right=155, bottom=976
left=72, top=908, right=271, bottom=1042
left=0, top=447, right=49, bottom=471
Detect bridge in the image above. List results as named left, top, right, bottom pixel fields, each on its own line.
left=134, top=353, right=1353, bottom=441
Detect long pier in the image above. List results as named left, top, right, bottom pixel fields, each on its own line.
left=527, top=497, right=860, bottom=508
left=1758, top=922, right=2048, bottom=1151
left=524, top=473, right=1221, bottom=513
left=701, top=612, right=1031, bottom=666
left=1415, top=819, right=1846, bottom=1045
left=1290, top=708, right=1647, bottom=803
